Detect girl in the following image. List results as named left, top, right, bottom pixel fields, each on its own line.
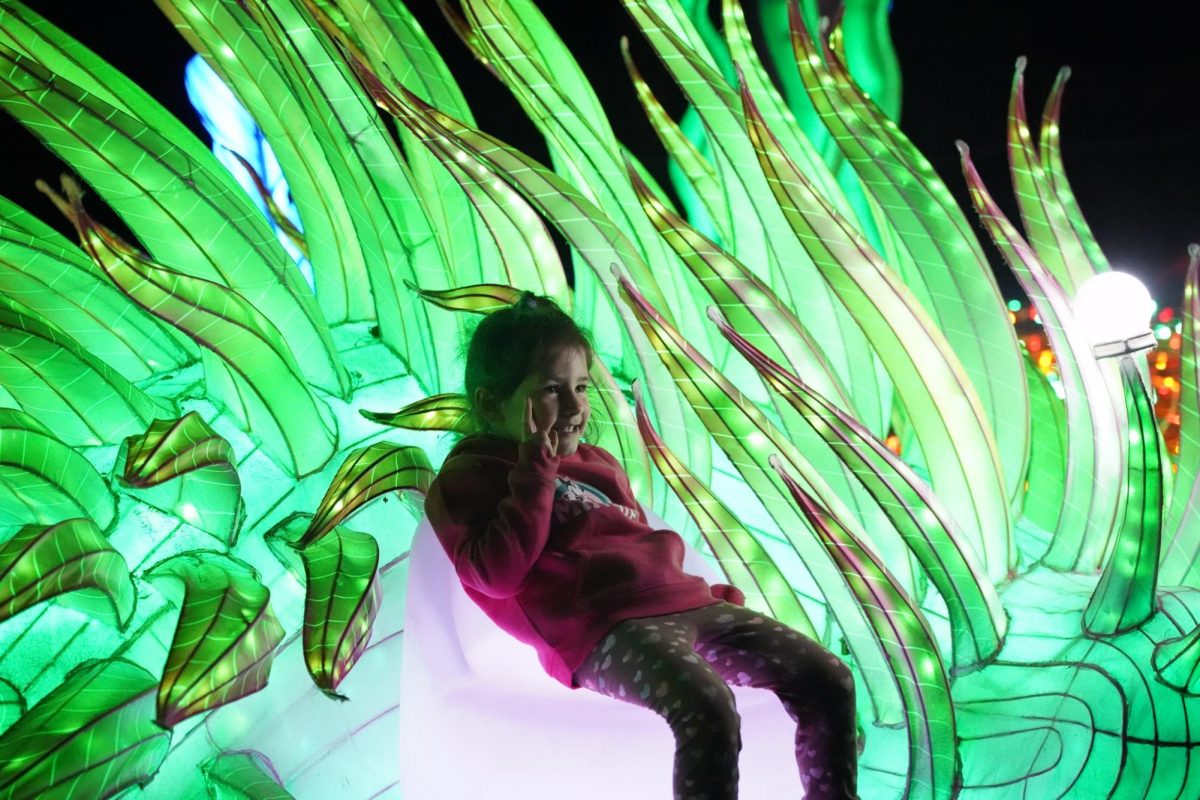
left=424, top=293, right=859, bottom=800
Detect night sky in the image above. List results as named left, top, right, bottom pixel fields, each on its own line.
left=4, top=1, right=1197, bottom=306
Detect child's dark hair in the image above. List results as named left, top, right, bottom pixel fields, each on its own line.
left=462, top=291, right=597, bottom=434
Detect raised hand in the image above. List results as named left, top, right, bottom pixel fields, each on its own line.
left=524, top=396, right=559, bottom=456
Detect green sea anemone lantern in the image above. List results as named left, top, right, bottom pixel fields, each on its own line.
left=1074, top=271, right=1163, bottom=636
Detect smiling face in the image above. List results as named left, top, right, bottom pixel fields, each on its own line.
left=477, top=345, right=592, bottom=456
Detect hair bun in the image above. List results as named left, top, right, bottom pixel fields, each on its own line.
left=516, top=291, right=540, bottom=309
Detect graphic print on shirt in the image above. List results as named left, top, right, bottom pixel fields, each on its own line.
left=553, top=476, right=640, bottom=523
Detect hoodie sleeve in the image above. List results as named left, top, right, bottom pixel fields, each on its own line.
left=425, top=440, right=560, bottom=599
left=709, top=583, right=746, bottom=606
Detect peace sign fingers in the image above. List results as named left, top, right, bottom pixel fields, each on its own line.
left=523, top=396, right=559, bottom=455
left=525, top=395, right=538, bottom=437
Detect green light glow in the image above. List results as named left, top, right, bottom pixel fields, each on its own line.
left=0, top=1, right=1197, bottom=798
left=1083, top=358, right=1163, bottom=635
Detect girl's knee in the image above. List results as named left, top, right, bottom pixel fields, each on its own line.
left=669, top=680, right=740, bottom=736
left=825, top=656, right=855, bottom=701
left=782, top=650, right=855, bottom=707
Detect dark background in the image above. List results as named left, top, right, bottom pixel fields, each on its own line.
left=4, top=1, right=1197, bottom=306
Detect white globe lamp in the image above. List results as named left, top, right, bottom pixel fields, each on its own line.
left=1072, top=271, right=1157, bottom=358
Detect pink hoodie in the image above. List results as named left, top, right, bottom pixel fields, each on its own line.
left=424, top=435, right=744, bottom=688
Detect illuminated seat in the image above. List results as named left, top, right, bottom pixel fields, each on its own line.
left=399, top=508, right=799, bottom=800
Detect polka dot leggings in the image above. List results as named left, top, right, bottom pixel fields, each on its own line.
left=573, top=602, right=859, bottom=800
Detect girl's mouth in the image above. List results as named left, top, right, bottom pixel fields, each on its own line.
left=555, top=424, right=580, bottom=434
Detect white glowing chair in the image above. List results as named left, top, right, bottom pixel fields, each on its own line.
left=399, top=507, right=799, bottom=800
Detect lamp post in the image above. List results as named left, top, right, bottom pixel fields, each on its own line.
left=1073, top=272, right=1163, bottom=636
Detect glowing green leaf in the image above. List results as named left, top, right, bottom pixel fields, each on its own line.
left=361, top=393, right=475, bottom=434
left=146, top=552, right=285, bottom=728
left=332, top=0, right=507, bottom=304
left=319, top=28, right=574, bottom=324
left=623, top=0, right=791, bottom=289
left=615, top=269, right=902, bottom=725
left=1038, top=67, right=1111, bottom=275
left=464, top=0, right=611, bottom=146
left=0, top=518, right=134, bottom=629
left=404, top=145, right=567, bottom=299
left=202, top=750, right=294, bottom=800
left=300, top=443, right=434, bottom=549
left=0, top=659, right=169, bottom=800
left=960, top=144, right=1123, bottom=572
left=1021, top=355, right=1068, bottom=533
left=365, top=62, right=667, bottom=324
left=406, top=281, right=523, bottom=315
left=772, top=457, right=957, bottom=800
left=632, top=381, right=814, bottom=636
left=0, top=198, right=192, bottom=382
left=0, top=12, right=346, bottom=396
left=359, top=65, right=712, bottom=485
left=714, top=311, right=1005, bottom=671
left=742, top=78, right=1013, bottom=583
left=624, top=0, right=886, bottom=430
left=720, top=0, right=857, bottom=226
left=1083, top=357, right=1163, bottom=636
left=622, top=39, right=733, bottom=244
left=630, top=160, right=905, bottom=579
left=42, top=178, right=336, bottom=478
left=0, top=293, right=172, bottom=447
left=1008, top=59, right=1099, bottom=295
left=342, top=0, right=548, bottom=297
left=790, top=10, right=1030, bottom=511
left=227, top=151, right=308, bottom=259
left=300, top=526, right=381, bottom=697
left=0, top=407, right=115, bottom=530
left=156, top=0, right=371, bottom=326
left=627, top=162, right=860, bottom=425
left=0, top=0, right=229, bottom=167
left=117, top=412, right=244, bottom=545
left=234, top=0, right=465, bottom=394
left=381, top=1, right=659, bottom=386
left=334, top=0, right=474, bottom=119
left=460, top=0, right=722, bottom=375
left=753, top=0, right=887, bottom=165
left=311, top=2, right=567, bottom=300
left=586, top=356, right=654, bottom=506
